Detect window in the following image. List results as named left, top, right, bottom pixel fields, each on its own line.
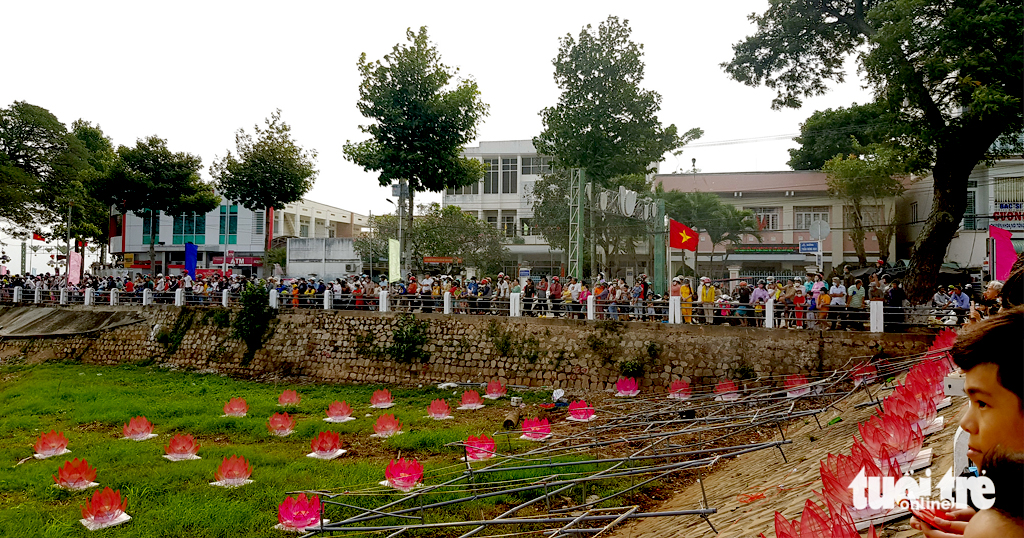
left=502, top=158, right=517, bottom=193
left=522, top=157, right=553, bottom=175
left=844, top=205, right=883, bottom=228
left=253, top=210, right=264, bottom=235
left=794, top=206, right=829, bottom=230
left=520, top=218, right=535, bottom=236
left=299, top=224, right=309, bottom=237
left=446, top=180, right=480, bottom=195
left=483, top=158, right=499, bottom=194
left=172, top=212, right=206, bottom=245
left=502, top=215, right=516, bottom=237
left=141, top=210, right=161, bottom=244
left=219, top=204, right=238, bottom=245
left=747, top=207, right=780, bottom=231
left=910, top=202, right=918, bottom=224
left=486, top=216, right=497, bottom=229
left=964, top=191, right=977, bottom=230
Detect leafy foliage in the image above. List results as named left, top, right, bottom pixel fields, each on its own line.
left=788, top=102, right=892, bottom=170
left=657, top=188, right=759, bottom=276
left=210, top=110, right=317, bottom=211
left=231, top=283, right=277, bottom=362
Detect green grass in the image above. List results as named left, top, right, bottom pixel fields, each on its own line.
left=0, top=362, right=654, bottom=537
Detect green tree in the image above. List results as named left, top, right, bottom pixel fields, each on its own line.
left=343, top=26, right=488, bottom=270
left=105, top=136, right=221, bottom=274
left=823, top=143, right=908, bottom=265
left=658, top=188, right=759, bottom=277
left=62, top=121, right=118, bottom=262
left=534, top=16, right=702, bottom=186
left=210, top=109, right=317, bottom=221
left=722, top=0, right=1023, bottom=301
left=789, top=102, right=891, bottom=170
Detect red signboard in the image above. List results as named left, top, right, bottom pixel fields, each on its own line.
left=210, top=256, right=264, bottom=266
left=422, top=257, right=463, bottom=264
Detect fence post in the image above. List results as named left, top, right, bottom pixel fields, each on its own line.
left=222, top=289, right=230, bottom=308
left=379, top=290, right=389, bottom=312
left=587, top=295, right=596, bottom=320
left=869, top=301, right=884, bottom=333
left=324, top=290, right=332, bottom=310
left=269, top=289, right=279, bottom=309
left=83, top=289, right=94, bottom=306
left=13, top=286, right=22, bottom=303
left=34, top=286, right=42, bottom=304
left=174, top=288, right=184, bottom=306
left=765, top=298, right=775, bottom=329
left=443, top=292, right=452, bottom=314
left=668, top=296, right=681, bottom=324
left=111, top=289, right=118, bottom=306
left=60, top=288, right=68, bottom=305
left=142, top=288, right=153, bottom=306
left=509, top=292, right=521, bottom=317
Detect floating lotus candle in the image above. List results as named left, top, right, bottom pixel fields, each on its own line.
left=384, top=458, right=423, bottom=492
left=324, top=401, right=354, bottom=423
left=465, top=434, right=496, bottom=461
left=370, top=389, right=394, bottom=408
left=372, top=414, right=402, bottom=438
left=567, top=400, right=596, bottom=422
left=852, top=363, right=878, bottom=386
left=857, top=413, right=923, bottom=468
left=278, top=389, right=301, bottom=407
left=520, top=417, right=551, bottom=441
left=79, top=487, right=130, bottom=530
left=223, top=397, right=248, bottom=417
left=276, top=493, right=323, bottom=532
left=484, top=379, right=507, bottom=399
left=458, top=390, right=484, bottom=410
left=163, top=433, right=201, bottom=461
left=211, top=455, right=253, bottom=488
left=53, top=458, right=98, bottom=490
left=122, top=416, right=156, bottom=441
left=34, top=430, right=70, bottom=459
left=667, top=380, right=691, bottom=401
left=427, top=399, right=452, bottom=420
left=714, top=379, right=739, bottom=401
left=308, top=431, right=346, bottom=460
left=784, top=374, right=810, bottom=398
left=267, top=412, right=295, bottom=437
left=615, top=377, right=639, bottom=397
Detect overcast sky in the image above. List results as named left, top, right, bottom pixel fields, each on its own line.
left=2, top=0, right=874, bottom=273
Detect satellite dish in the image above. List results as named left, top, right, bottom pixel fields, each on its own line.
left=599, top=192, right=609, bottom=211
left=584, top=183, right=592, bottom=201
left=809, top=221, right=831, bottom=241
left=619, top=186, right=637, bottom=216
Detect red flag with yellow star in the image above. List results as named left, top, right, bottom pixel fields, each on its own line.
left=669, top=219, right=698, bottom=251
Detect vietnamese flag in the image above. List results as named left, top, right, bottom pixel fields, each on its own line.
left=32, top=232, right=46, bottom=241
left=669, top=219, right=698, bottom=251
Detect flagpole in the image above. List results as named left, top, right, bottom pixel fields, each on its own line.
left=65, top=202, right=73, bottom=280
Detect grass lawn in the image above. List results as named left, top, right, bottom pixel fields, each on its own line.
left=0, top=361, right=598, bottom=537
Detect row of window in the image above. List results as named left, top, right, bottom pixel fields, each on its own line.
left=447, top=156, right=554, bottom=196
left=139, top=205, right=251, bottom=246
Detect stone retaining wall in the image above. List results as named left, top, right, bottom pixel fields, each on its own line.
left=0, top=306, right=935, bottom=392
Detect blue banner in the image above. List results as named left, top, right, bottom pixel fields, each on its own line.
left=185, top=242, right=198, bottom=276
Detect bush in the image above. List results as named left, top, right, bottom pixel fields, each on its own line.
left=231, top=283, right=277, bottom=363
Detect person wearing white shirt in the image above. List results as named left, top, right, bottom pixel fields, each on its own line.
left=828, top=277, right=847, bottom=330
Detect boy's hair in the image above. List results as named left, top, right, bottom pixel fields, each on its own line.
left=981, top=448, right=1024, bottom=521
left=952, top=306, right=1024, bottom=407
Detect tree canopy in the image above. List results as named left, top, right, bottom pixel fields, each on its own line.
left=723, top=0, right=1023, bottom=301
left=788, top=102, right=891, bottom=170
left=534, top=16, right=702, bottom=186
left=210, top=110, right=317, bottom=211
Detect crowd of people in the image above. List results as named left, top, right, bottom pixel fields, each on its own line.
left=0, top=270, right=258, bottom=305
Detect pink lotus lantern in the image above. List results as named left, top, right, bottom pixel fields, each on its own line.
left=223, top=397, right=248, bottom=417
left=465, top=434, right=496, bottom=461
left=164, top=433, right=201, bottom=461
left=372, top=414, right=403, bottom=438
left=279, top=389, right=301, bottom=407
left=852, top=363, right=878, bottom=386
left=122, top=416, right=156, bottom=441
left=34, top=430, right=69, bottom=458
left=267, top=412, right=295, bottom=437
left=277, top=493, right=322, bottom=532
left=458, top=390, right=485, bottom=410
left=212, top=455, right=253, bottom=487
left=79, top=487, right=130, bottom=530
left=774, top=498, right=858, bottom=538
left=858, top=413, right=923, bottom=468
left=714, top=379, right=739, bottom=401
left=884, top=384, right=936, bottom=431
left=615, top=377, right=640, bottom=397
left=324, top=401, right=354, bottom=423
left=384, top=458, right=424, bottom=492
left=370, top=389, right=394, bottom=408
left=427, top=399, right=452, bottom=420
left=784, top=374, right=810, bottom=398
left=668, top=380, right=691, bottom=401
left=53, top=458, right=98, bottom=490
left=484, top=379, right=507, bottom=399
left=817, top=450, right=899, bottom=521
left=567, top=400, right=596, bottom=422
left=308, top=431, right=345, bottom=459
left=521, top=417, right=551, bottom=441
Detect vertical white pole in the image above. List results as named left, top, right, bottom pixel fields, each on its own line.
left=222, top=289, right=230, bottom=307
left=870, top=301, right=884, bottom=333
left=34, top=286, right=42, bottom=304
left=143, top=288, right=153, bottom=306
left=443, top=291, right=452, bottom=314
left=324, top=290, right=332, bottom=310
left=379, top=290, right=389, bottom=312
left=175, top=288, right=184, bottom=306
left=13, top=286, right=22, bottom=303
left=110, top=289, right=118, bottom=306
left=765, top=298, right=775, bottom=329
left=587, top=295, right=596, bottom=320
left=510, top=292, right=521, bottom=317
left=60, top=288, right=68, bottom=305
left=269, top=289, right=279, bottom=309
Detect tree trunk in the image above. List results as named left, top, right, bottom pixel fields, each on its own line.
left=851, top=201, right=867, bottom=266
left=904, top=161, right=969, bottom=302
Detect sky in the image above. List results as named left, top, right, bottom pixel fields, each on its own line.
left=1, top=0, right=874, bottom=273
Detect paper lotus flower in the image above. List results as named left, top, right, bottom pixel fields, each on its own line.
left=223, top=397, right=248, bottom=417
left=774, top=498, right=858, bottom=538
left=615, top=377, right=640, bottom=397
left=817, top=450, right=899, bottom=521
left=164, top=433, right=201, bottom=461
left=852, top=363, right=878, bottom=386
left=783, top=374, right=811, bottom=398
left=122, top=416, right=155, bottom=441
left=384, top=458, right=424, bottom=492
left=521, top=417, right=551, bottom=441
left=267, top=412, right=295, bottom=437
left=213, top=455, right=253, bottom=487
left=459, top=390, right=485, bottom=410
left=373, top=414, right=402, bottom=438
left=370, top=389, right=394, bottom=408
left=465, top=434, right=496, bottom=461
left=53, top=458, right=98, bottom=490
left=277, top=493, right=322, bottom=531
left=714, top=379, right=739, bottom=400
left=668, top=380, right=691, bottom=400
left=309, top=431, right=342, bottom=458
left=34, top=430, right=69, bottom=458
left=884, top=385, right=936, bottom=431
left=279, top=389, right=301, bottom=406
left=427, top=399, right=452, bottom=420
left=567, top=400, right=595, bottom=421
left=325, top=401, right=353, bottom=422
left=80, top=487, right=129, bottom=530
left=858, top=412, right=923, bottom=468
left=484, top=379, right=507, bottom=399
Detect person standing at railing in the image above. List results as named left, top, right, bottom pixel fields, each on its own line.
left=827, top=277, right=847, bottom=330
left=846, top=279, right=867, bottom=330
left=680, top=277, right=694, bottom=324
left=536, top=276, right=548, bottom=316
left=568, top=277, right=582, bottom=319
left=549, top=276, right=563, bottom=317
left=696, top=277, right=716, bottom=325
left=631, top=279, right=644, bottom=321
left=522, top=278, right=535, bottom=316
left=883, top=278, right=907, bottom=332
left=477, top=277, right=492, bottom=315
left=946, top=284, right=970, bottom=325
